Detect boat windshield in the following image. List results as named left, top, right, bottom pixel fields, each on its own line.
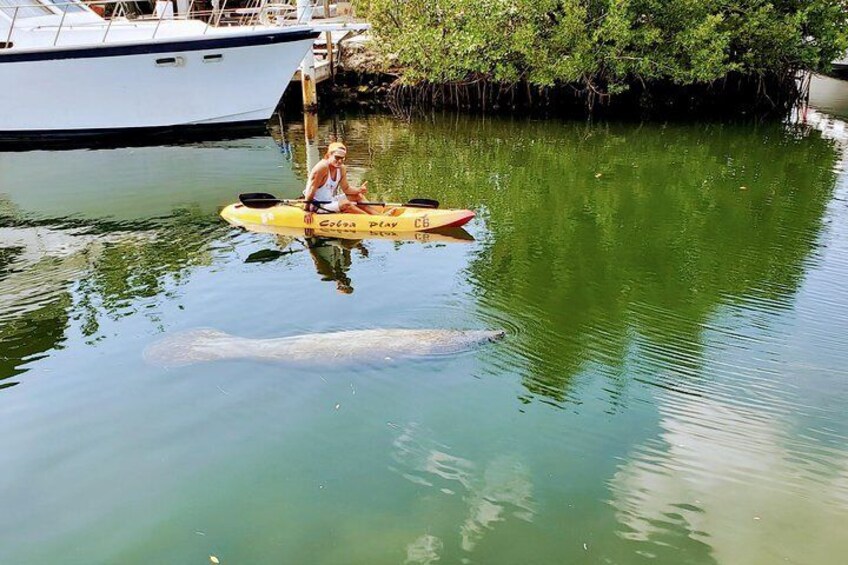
left=39, top=0, right=87, bottom=13
left=0, top=0, right=53, bottom=18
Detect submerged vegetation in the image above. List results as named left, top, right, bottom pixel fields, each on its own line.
left=353, top=0, right=848, bottom=114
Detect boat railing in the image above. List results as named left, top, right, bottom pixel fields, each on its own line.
left=1, top=0, right=341, bottom=49
left=203, top=1, right=354, bottom=28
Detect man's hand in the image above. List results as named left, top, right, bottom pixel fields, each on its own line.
left=358, top=181, right=368, bottom=195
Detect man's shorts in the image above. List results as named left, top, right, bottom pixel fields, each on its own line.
left=304, top=191, right=345, bottom=213
left=318, top=197, right=343, bottom=213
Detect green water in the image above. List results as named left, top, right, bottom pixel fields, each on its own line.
left=2, top=110, right=847, bottom=564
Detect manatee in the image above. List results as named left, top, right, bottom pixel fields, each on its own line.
left=144, top=328, right=505, bottom=367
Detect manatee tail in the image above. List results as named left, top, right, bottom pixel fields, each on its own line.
left=144, top=328, right=236, bottom=368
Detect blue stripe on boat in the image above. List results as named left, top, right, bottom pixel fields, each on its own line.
left=0, top=29, right=319, bottom=63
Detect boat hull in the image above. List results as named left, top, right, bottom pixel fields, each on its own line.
left=221, top=202, right=475, bottom=233
left=0, top=29, right=318, bottom=134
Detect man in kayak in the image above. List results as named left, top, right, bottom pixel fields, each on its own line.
left=303, top=142, right=373, bottom=215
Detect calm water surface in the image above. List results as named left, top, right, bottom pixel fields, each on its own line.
left=1, top=107, right=847, bottom=564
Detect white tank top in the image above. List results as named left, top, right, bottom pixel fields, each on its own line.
left=305, top=165, right=341, bottom=201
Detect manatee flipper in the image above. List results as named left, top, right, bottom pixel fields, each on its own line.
left=144, top=328, right=237, bottom=368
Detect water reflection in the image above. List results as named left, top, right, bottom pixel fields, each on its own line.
left=354, top=115, right=841, bottom=405
left=305, top=237, right=362, bottom=294
left=0, top=129, right=299, bottom=393
left=0, top=136, right=293, bottom=221
left=0, top=118, right=276, bottom=151
left=230, top=223, right=474, bottom=294
left=0, top=117, right=480, bottom=393
left=2, top=112, right=842, bottom=405
left=405, top=534, right=443, bottom=565
left=0, top=222, right=101, bottom=388
left=611, top=391, right=848, bottom=562
left=0, top=214, right=226, bottom=389
left=604, top=112, right=848, bottom=560
left=2, top=109, right=847, bottom=563
left=391, top=423, right=536, bottom=559
left=236, top=230, right=365, bottom=294
left=809, top=74, right=848, bottom=120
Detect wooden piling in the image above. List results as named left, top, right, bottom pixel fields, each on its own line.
left=324, top=0, right=335, bottom=82
left=301, top=59, right=318, bottom=112
left=304, top=112, right=319, bottom=172
left=298, top=0, right=318, bottom=111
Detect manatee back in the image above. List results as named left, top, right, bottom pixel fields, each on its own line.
left=330, top=329, right=505, bottom=358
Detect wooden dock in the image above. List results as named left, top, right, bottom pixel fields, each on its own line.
left=292, top=23, right=370, bottom=85
left=193, top=0, right=368, bottom=107
left=211, top=1, right=368, bottom=88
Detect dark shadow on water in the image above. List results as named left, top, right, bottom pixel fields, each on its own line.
left=244, top=248, right=303, bottom=264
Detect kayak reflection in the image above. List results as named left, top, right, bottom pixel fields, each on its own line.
left=235, top=224, right=474, bottom=294
left=227, top=222, right=475, bottom=243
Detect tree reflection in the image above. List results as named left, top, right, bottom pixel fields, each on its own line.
left=0, top=210, right=223, bottom=392
left=360, top=116, right=839, bottom=403
left=0, top=299, right=70, bottom=391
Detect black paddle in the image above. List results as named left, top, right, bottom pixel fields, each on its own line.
left=238, top=192, right=439, bottom=210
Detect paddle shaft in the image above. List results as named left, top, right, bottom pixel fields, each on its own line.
left=239, top=194, right=438, bottom=210
left=306, top=198, right=402, bottom=208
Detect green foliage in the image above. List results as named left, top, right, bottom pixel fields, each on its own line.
left=356, top=0, right=848, bottom=95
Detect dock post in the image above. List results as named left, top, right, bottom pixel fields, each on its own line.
left=323, top=0, right=335, bottom=82
left=304, top=112, right=320, bottom=173
left=298, top=0, right=318, bottom=111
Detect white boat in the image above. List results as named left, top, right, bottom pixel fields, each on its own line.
left=0, top=0, right=319, bottom=139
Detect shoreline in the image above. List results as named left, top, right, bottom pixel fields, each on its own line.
left=288, top=41, right=839, bottom=120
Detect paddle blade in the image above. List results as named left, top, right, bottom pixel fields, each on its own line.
left=239, top=192, right=280, bottom=209
left=406, top=198, right=439, bottom=208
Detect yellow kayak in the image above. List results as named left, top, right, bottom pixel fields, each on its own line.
left=220, top=201, right=475, bottom=233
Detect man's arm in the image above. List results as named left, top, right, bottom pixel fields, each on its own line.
left=304, top=162, right=329, bottom=204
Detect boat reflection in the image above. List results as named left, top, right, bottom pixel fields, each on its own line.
left=0, top=122, right=271, bottom=153
left=232, top=224, right=474, bottom=294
